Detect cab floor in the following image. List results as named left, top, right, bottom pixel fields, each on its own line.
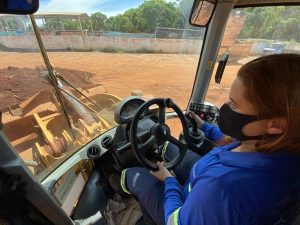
left=72, top=167, right=147, bottom=225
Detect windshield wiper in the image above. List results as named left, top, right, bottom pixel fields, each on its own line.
left=30, top=15, right=76, bottom=138
left=55, top=72, right=103, bottom=112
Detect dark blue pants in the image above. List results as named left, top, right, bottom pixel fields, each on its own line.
left=124, top=143, right=201, bottom=225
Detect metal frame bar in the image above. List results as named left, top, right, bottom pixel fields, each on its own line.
left=0, top=130, right=74, bottom=225
left=234, top=1, right=300, bottom=8
left=29, top=14, right=76, bottom=139
left=0, top=15, right=77, bottom=225
left=189, top=0, right=237, bottom=105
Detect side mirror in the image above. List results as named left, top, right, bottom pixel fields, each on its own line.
left=189, top=0, right=218, bottom=27
left=0, top=0, right=39, bottom=15
left=215, top=53, right=229, bottom=84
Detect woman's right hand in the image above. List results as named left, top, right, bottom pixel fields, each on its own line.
left=189, top=112, right=234, bottom=145
left=189, top=112, right=204, bottom=128
left=150, top=162, right=173, bottom=182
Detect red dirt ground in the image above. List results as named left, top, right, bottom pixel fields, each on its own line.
left=0, top=52, right=240, bottom=111
left=0, top=66, right=96, bottom=110
left=0, top=52, right=241, bottom=167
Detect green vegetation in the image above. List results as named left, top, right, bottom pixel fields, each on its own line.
left=92, top=0, right=185, bottom=33
left=0, top=0, right=298, bottom=43
left=40, top=0, right=185, bottom=34
left=240, top=6, right=300, bottom=41
left=39, top=3, right=298, bottom=42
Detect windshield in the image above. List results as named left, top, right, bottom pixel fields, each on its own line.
left=0, top=0, right=205, bottom=180
left=36, top=0, right=204, bottom=110
left=204, top=6, right=300, bottom=107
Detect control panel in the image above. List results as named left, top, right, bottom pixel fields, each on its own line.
left=189, top=102, right=219, bottom=124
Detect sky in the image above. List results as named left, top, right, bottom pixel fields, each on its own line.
left=38, top=0, right=168, bottom=16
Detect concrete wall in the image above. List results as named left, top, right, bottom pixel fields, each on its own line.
left=0, top=35, right=39, bottom=50
left=1, top=34, right=299, bottom=56
left=0, top=35, right=203, bottom=54
left=0, top=15, right=248, bottom=54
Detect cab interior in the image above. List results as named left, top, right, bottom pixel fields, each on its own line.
left=0, top=0, right=299, bottom=225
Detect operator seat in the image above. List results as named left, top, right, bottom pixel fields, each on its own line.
left=291, top=210, right=300, bottom=225
left=277, top=193, right=300, bottom=225
left=291, top=201, right=300, bottom=225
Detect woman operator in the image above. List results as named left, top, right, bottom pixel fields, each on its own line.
left=121, top=53, right=300, bottom=225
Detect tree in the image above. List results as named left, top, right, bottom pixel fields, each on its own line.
left=90, top=12, right=107, bottom=31
left=43, top=17, right=90, bottom=32
left=37, top=0, right=187, bottom=34
left=240, top=6, right=300, bottom=42
left=43, top=18, right=62, bottom=31
left=105, top=0, right=185, bottom=33
left=62, top=19, right=78, bottom=31
left=0, top=16, right=29, bottom=31
left=105, top=15, right=132, bottom=32
left=122, top=9, right=140, bottom=32
left=137, top=0, right=185, bottom=33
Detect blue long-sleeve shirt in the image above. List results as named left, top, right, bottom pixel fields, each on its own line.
left=164, top=122, right=300, bottom=225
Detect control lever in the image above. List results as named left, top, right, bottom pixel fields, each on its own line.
left=185, top=112, right=205, bottom=146
left=179, top=112, right=215, bottom=156
left=186, top=112, right=199, bottom=135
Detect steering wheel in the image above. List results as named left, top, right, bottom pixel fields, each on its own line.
left=130, top=98, right=189, bottom=170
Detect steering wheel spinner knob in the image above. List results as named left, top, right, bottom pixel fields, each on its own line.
left=164, top=98, right=174, bottom=108
left=152, top=124, right=170, bottom=144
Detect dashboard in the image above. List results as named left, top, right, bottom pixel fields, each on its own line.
left=114, top=96, right=147, bottom=124
left=42, top=96, right=221, bottom=221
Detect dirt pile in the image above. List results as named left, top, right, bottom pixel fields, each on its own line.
left=0, top=67, right=96, bottom=110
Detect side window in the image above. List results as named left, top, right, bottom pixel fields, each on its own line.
left=205, top=6, right=300, bottom=107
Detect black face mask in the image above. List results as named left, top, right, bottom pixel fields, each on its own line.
left=218, top=103, right=262, bottom=141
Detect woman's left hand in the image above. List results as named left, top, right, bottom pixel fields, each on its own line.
left=150, top=162, right=173, bottom=181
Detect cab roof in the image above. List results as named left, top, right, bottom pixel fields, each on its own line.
left=236, top=0, right=300, bottom=6
left=215, top=0, right=300, bottom=7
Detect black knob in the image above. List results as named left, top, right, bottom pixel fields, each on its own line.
left=101, top=136, right=113, bottom=149
left=164, top=98, right=174, bottom=108
left=87, top=145, right=101, bottom=159
left=186, top=112, right=198, bottom=133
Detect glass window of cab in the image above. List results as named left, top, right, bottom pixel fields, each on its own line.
left=204, top=6, right=300, bottom=107
left=0, top=0, right=204, bottom=180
